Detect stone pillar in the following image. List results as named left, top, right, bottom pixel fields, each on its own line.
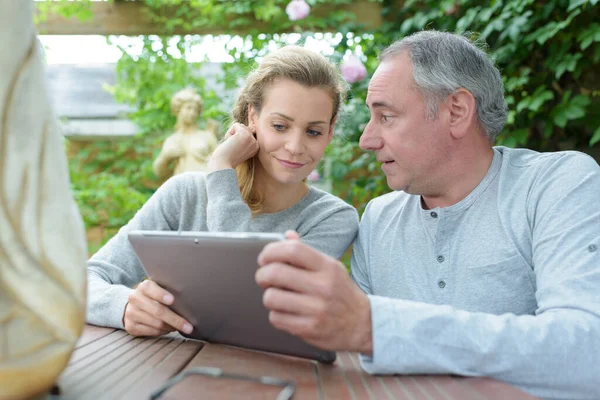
left=0, top=1, right=87, bottom=398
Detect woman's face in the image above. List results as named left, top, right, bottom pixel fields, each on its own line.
left=249, top=78, right=335, bottom=186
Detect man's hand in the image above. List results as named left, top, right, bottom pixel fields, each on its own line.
left=123, top=280, right=193, bottom=337
left=256, top=231, right=373, bottom=354
left=208, top=123, right=259, bottom=172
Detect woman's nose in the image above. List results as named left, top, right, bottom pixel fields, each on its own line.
left=284, top=133, right=305, bottom=155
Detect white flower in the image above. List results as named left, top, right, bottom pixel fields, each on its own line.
left=286, top=0, right=310, bottom=21
left=341, top=55, right=367, bottom=84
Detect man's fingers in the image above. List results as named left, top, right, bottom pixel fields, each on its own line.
left=268, top=311, right=318, bottom=340
left=258, top=239, right=334, bottom=271
left=256, top=263, right=316, bottom=293
left=262, top=287, right=321, bottom=315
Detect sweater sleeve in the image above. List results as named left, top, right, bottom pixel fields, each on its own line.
left=358, top=153, right=600, bottom=400
left=204, top=168, right=253, bottom=232
left=86, top=174, right=189, bottom=329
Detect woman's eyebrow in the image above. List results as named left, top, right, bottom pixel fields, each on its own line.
left=270, top=112, right=327, bottom=125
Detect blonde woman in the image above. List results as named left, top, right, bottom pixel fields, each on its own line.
left=87, top=46, right=359, bottom=337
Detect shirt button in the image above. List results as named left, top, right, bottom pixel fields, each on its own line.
left=438, top=280, right=446, bottom=289
left=589, top=244, right=598, bottom=252
left=430, top=212, right=438, bottom=218
left=437, top=255, right=445, bottom=263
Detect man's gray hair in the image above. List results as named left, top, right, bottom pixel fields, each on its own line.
left=380, top=31, right=508, bottom=142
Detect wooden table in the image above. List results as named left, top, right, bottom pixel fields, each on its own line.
left=54, top=325, right=538, bottom=400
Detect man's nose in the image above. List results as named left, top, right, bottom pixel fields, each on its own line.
left=359, top=120, right=383, bottom=151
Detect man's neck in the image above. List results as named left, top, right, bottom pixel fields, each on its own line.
left=421, top=143, right=495, bottom=210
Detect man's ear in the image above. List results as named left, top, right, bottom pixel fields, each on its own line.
left=447, top=89, right=476, bottom=140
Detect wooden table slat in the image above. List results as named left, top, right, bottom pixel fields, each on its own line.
left=55, top=326, right=539, bottom=400
left=121, top=340, right=203, bottom=400
left=345, top=352, right=401, bottom=400
left=62, top=336, right=146, bottom=397
left=334, top=352, right=380, bottom=399
left=60, top=330, right=133, bottom=382
left=462, top=377, right=538, bottom=400
left=75, top=325, right=116, bottom=347
left=315, top=355, right=354, bottom=400
left=77, top=337, right=165, bottom=400
left=163, top=342, right=320, bottom=400
left=423, top=375, right=489, bottom=400
left=66, top=329, right=130, bottom=366
left=98, top=338, right=179, bottom=399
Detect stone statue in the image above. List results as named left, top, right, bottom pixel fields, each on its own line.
left=0, top=1, right=87, bottom=399
left=153, top=88, right=219, bottom=180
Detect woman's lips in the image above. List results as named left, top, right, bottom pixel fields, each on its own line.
left=277, top=158, right=306, bottom=169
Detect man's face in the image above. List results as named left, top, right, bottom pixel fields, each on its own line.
left=359, top=52, right=453, bottom=194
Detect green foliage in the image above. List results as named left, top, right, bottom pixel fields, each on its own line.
left=52, top=0, right=599, bottom=251
left=35, top=0, right=95, bottom=24
left=328, top=0, right=600, bottom=208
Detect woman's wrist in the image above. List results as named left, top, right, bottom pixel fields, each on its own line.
left=208, top=157, right=234, bottom=172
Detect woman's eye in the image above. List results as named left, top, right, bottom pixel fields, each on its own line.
left=273, top=124, right=286, bottom=131
left=307, top=130, right=322, bottom=137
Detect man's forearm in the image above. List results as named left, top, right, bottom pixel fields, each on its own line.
left=361, top=295, right=600, bottom=400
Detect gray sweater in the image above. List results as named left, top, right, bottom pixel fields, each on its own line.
left=352, top=147, right=600, bottom=400
left=87, top=169, right=359, bottom=329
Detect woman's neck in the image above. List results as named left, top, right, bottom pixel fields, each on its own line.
left=253, top=164, right=309, bottom=214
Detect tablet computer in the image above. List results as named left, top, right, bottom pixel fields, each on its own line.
left=128, top=230, right=336, bottom=364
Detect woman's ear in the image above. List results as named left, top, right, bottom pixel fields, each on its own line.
left=248, top=104, right=257, bottom=133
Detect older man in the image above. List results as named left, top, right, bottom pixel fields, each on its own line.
left=255, top=31, right=600, bottom=400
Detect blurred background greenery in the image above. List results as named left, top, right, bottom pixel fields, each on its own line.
left=37, top=0, right=599, bottom=257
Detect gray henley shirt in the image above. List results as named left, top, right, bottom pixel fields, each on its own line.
left=352, top=146, right=600, bottom=400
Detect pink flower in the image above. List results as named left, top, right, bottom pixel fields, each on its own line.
left=286, top=0, right=310, bottom=21
left=307, top=169, right=320, bottom=182
left=341, top=55, right=367, bottom=84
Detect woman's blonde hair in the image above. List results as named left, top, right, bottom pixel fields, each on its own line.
left=231, top=46, right=347, bottom=214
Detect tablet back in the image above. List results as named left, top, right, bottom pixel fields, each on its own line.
left=128, top=230, right=336, bottom=363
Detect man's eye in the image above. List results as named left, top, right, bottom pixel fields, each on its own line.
left=381, top=115, right=390, bottom=122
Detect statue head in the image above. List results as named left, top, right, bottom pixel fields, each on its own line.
left=171, top=88, right=203, bottom=131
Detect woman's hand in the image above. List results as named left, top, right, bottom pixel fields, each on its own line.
left=208, top=123, right=259, bottom=172
left=123, top=280, right=193, bottom=337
